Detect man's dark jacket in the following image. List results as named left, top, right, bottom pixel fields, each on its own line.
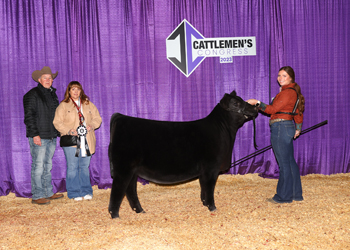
left=23, top=83, right=60, bottom=139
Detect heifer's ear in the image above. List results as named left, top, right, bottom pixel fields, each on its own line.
left=229, top=90, right=237, bottom=97
left=220, top=94, right=231, bottom=110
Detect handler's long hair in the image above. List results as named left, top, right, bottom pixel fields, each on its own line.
left=62, top=81, right=90, bottom=105
left=279, top=66, right=305, bottom=115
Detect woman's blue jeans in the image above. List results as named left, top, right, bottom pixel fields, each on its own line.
left=62, top=147, right=93, bottom=199
left=29, top=138, right=56, bottom=200
left=270, top=120, right=303, bottom=203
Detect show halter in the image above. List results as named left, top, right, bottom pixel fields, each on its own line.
left=220, top=94, right=258, bottom=150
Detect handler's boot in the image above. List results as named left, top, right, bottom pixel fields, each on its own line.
left=32, top=198, right=50, bottom=205
left=46, top=193, right=64, bottom=200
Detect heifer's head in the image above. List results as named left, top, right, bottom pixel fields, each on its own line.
left=220, top=91, right=259, bottom=148
left=220, top=91, right=258, bottom=121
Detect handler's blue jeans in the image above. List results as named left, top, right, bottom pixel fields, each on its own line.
left=270, top=120, right=303, bottom=203
left=62, top=147, right=92, bottom=199
left=29, top=138, right=56, bottom=200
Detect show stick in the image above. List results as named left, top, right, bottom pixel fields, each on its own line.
left=231, top=120, right=328, bottom=167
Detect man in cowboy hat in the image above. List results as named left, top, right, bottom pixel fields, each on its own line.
left=23, top=66, right=64, bottom=205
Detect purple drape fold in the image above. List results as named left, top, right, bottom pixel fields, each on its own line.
left=0, top=0, right=349, bottom=197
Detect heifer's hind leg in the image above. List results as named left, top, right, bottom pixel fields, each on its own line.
left=108, top=177, right=129, bottom=219
left=108, top=166, right=136, bottom=219
left=126, top=174, right=145, bottom=214
left=199, top=173, right=219, bottom=212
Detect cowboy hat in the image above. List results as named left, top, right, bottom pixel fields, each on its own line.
left=32, top=66, right=58, bottom=82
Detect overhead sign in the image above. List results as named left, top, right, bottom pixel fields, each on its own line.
left=166, top=19, right=256, bottom=77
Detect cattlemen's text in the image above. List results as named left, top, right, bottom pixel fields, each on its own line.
left=193, top=39, right=254, bottom=49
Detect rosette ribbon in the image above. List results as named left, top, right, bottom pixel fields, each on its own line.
left=75, top=125, right=91, bottom=157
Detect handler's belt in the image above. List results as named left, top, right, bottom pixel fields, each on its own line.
left=269, top=118, right=291, bottom=126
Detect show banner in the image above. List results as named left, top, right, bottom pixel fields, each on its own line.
left=166, top=19, right=256, bottom=77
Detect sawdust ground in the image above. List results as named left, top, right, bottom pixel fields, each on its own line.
left=1, top=173, right=350, bottom=249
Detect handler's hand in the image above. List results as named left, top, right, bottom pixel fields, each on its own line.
left=294, top=130, right=301, bottom=139
left=86, top=125, right=93, bottom=132
left=33, top=135, right=42, bottom=146
left=69, top=129, right=78, bottom=136
left=246, top=99, right=258, bottom=106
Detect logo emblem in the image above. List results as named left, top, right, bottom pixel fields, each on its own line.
left=166, top=19, right=256, bottom=77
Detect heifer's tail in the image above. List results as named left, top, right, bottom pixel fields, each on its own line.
left=109, top=113, right=121, bottom=179
left=108, top=145, right=114, bottom=179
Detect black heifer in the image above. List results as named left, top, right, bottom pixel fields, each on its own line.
left=108, top=91, right=258, bottom=218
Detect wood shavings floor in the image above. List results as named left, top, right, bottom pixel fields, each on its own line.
left=1, top=173, right=350, bottom=249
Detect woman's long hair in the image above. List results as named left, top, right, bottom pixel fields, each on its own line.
left=279, top=66, right=305, bottom=114
left=62, top=81, right=90, bottom=105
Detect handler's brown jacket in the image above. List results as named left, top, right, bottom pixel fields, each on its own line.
left=53, top=99, right=102, bottom=154
left=259, top=83, right=303, bottom=130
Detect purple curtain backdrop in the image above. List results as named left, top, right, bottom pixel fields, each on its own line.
left=0, top=0, right=349, bottom=197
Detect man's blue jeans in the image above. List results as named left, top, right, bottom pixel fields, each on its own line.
left=62, top=147, right=92, bottom=199
left=29, top=138, right=56, bottom=200
left=270, top=120, right=303, bottom=203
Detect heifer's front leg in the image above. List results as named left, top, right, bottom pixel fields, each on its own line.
left=126, top=174, right=145, bottom=214
left=199, top=173, right=219, bottom=212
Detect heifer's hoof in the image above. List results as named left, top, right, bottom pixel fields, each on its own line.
left=109, top=210, right=120, bottom=219
left=132, top=207, right=145, bottom=214
left=208, top=205, right=217, bottom=212
left=136, top=209, right=145, bottom=214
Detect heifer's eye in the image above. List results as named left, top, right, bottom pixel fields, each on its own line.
left=232, top=98, right=242, bottom=106
left=235, top=96, right=244, bottom=103
left=227, top=99, right=242, bottom=111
